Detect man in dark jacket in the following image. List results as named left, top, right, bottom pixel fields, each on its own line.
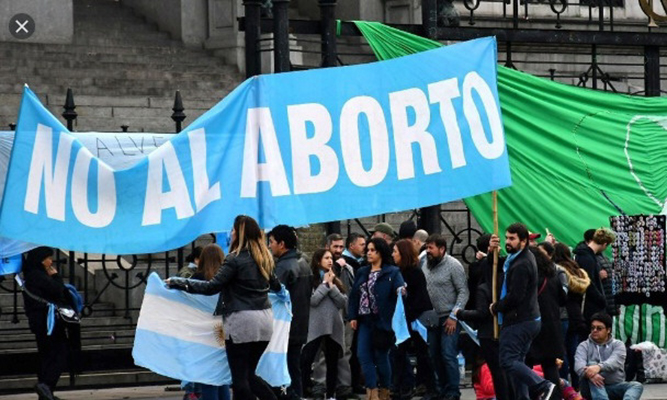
left=573, top=228, right=615, bottom=325
left=269, top=225, right=312, bottom=400
left=489, top=223, right=555, bottom=400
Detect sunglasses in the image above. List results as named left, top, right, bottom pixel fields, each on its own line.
left=591, top=325, right=607, bottom=332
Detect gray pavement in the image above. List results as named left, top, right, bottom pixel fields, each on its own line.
left=1, top=383, right=667, bottom=400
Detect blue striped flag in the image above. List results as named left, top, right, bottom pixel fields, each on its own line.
left=132, top=272, right=292, bottom=386
left=392, top=295, right=411, bottom=345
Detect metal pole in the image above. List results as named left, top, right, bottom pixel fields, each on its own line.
left=319, top=0, right=337, bottom=67
left=171, top=90, right=186, bottom=132
left=273, top=0, right=290, bottom=73
left=644, top=45, right=661, bottom=96
left=419, top=0, right=440, bottom=235
left=422, top=0, right=437, bottom=39
left=244, top=0, right=263, bottom=78
left=62, top=88, right=77, bottom=131
left=419, top=204, right=441, bottom=235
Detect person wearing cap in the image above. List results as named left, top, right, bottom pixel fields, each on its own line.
left=178, top=246, right=203, bottom=278
left=371, top=223, right=395, bottom=245
left=528, top=232, right=541, bottom=247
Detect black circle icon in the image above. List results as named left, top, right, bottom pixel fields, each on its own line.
left=9, top=14, right=35, bottom=39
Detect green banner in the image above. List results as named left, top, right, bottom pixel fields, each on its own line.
left=354, top=21, right=667, bottom=248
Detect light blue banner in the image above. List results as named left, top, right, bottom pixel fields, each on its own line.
left=0, top=254, right=22, bottom=276
left=0, top=37, right=510, bottom=254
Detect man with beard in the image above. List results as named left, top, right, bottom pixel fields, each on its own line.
left=421, top=234, right=469, bottom=400
left=489, top=223, right=555, bottom=400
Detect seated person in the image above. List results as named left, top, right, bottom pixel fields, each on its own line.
left=574, top=312, right=643, bottom=400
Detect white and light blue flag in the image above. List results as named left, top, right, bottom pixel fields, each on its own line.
left=392, top=294, right=411, bottom=345
left=133, top=272, right=292, bottom=386
left=0, top=37, right=510, bottom=255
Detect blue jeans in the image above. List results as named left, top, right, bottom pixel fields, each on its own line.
left=201, top=384, right=230, bottom=400
left=583, top=381, right=643, bottom=400
left=499, top=320, right=545, bottom=400
left=427, top=319, right=460, bottom=398
left=357, top=318, right=392, bottom=389
left=565, top=330, right=581, bottom=389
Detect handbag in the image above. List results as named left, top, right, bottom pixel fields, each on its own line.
left=417, top=309, right=440, bottom=329
left=23, top=286, right=81, bottom=325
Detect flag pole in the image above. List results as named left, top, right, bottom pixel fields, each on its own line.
left=492, top=190, right=499, bottom=340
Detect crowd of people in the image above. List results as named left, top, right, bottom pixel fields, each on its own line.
left=22, top=214, right=647, bottom=400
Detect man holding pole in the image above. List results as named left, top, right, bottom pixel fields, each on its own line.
left=489, top=223, right=556, bottom=400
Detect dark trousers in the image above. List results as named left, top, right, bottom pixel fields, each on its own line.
left=394, top=329, right=434, bottom=392
left=498, top=320, right=545, bottom=400
left=479, top=338, right=513, bottom=400
left=565, top=330, right=582, bottom=389
left=301, top=335, right=340, bottom=398
left=225, top=339, right=277, bottom=400
left=286, top=342, right=303, bottom=398
left=350, top=326, right=363, bottom=388
left=34, top=322, right=68, bottom=392
left=540, top=359, right=562, bottom=400
left=200, top=384, right=231, bottom=400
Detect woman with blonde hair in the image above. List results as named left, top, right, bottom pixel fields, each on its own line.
left=168, top=215, right=281, bottom=400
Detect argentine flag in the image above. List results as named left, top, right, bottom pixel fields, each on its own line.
left=133, top=273, right=292, bottom=387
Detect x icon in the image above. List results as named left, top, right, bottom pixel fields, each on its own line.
left=15, top=20, right=29, bottom=33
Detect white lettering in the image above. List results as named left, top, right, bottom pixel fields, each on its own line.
left=240, top=108, right=291, bottom=198
left=462, top=72, right=505, bottom=160
left=340, top=96, right=390, bottom=187
left=71, top=148, right=117, bottom=228
left=142, top=142, right=194, bottom=226
left=288, top=103, right=339, bottom=194
left=24, top=124, right=73, bottom=221
left=389, top=88, right=442, bottom=180
left=428, top=78, right=466, bottom=169
left=187, top=128, right=221, bottom=211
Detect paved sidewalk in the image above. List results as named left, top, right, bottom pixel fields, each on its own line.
left=3, top=383, right=667, bottom=400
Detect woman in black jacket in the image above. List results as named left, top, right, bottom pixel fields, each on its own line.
left=22, top=247, right=72, bottom=400
left=455, top=255, right=513, bottom=400
left=392, top=239, right=434, bottom=400
left=552, top=243, right=590, bottom=390
left=526, top=247, right=566, bottom=400
left=168, top=215, right=281, bottom=400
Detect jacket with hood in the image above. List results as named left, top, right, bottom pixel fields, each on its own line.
left=574, top=334, right=627, bottom=385
left=22, top=247, right=72, bottom=332
left=573, top=242, right=607, bottom=323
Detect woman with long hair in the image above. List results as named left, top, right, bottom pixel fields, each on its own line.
left=552, top=243, right=590, bottom=389
left=300, top=249, right=347, bottom=400
left=348, top=238, right=405, bottom=400
left=527, top=247, right=566, bottom=400
left=391, top=239, right=434, bottom=400
left=168, top=215, right=281, bottom=400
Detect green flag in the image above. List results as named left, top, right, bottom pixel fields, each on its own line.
left=354, top=21, right=667, bottom=247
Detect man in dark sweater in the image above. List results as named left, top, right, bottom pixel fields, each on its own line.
left=573, top=228, right=615, bottom=325
left=489, top=223, right=555, bottom=400
left=269, top=225, right=312, bottom=400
